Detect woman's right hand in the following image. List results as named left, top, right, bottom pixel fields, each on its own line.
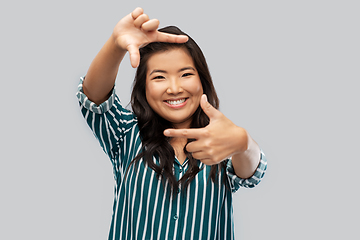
left=112, top=7, right=188, bottom=68
left=83, top=7, right=188, bottom=105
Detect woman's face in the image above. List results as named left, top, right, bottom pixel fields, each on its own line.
left=145, top=48, right=203, bottom=129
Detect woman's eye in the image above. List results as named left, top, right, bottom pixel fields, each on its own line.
left=182, top=73, right=194, bottom=77
left=153, top=76, right=165, bottom=80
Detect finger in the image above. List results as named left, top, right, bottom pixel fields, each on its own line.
left=200, top=94, right=221, bottom=120
left=164, top=128, right=203, bottom=139
left=189, top=151, right=215, bottom=164
left=192, top=151, right=208, bottom=161
left=141, top=19, right=160, bottom=32
left=156, top=32, right=189, bottom=43
left=200, top=158, right=218, bottom=166
left=127, top=44, right=140, bottom=68
left=131, top=7, right=143, bottom=19
left=134, top=13, right=149, bottom=28
left=185, top=141, right=204, bottom=154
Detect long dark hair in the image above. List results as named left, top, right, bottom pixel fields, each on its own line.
left=129, top=26, right=226, bottom=195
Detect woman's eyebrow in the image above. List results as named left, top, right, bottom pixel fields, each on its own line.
left=149, top=69, right=167, bottom=76
left=179, top=67, right=196, bottom=72
left=149, top=67, right=195, bottom=76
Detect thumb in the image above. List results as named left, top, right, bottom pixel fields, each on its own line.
left=127, top=44, right=140, bottom=68
left=200, top=94, right=220, bottom=120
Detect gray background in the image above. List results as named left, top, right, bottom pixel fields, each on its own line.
left=1, top=0, right=359, bottom=239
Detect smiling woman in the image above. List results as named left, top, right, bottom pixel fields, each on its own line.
left=130, top=26, right=222, bottom=182
left=76, top=7, right=267, bottom=240
left=145, top=48, right=203, bottom=129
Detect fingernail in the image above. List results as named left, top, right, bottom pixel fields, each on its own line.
left=203, top=94, right=208, bottom=102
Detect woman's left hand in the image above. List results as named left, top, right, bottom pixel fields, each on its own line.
left=164, top=94, right=249, bottom=165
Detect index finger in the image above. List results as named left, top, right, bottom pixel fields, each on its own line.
left=164, top=128, right=203, bottom=139
left=156, top=32, right=188, bottom=44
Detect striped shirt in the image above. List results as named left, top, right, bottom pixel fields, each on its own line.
left=76, top=77, right=267, bottom=240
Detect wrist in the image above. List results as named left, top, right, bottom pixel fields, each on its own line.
left=233, top=129, right=260, bottom=161
left=109, top=34, right=127, bottom=56
left=231, top=131, right=261, bottom=178
left=233, top=127, right=250, bottom=155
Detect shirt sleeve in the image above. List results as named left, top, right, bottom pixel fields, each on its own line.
left=226, top=150, right=267, bottom=193
left=76, top=76, right=138, bottom=177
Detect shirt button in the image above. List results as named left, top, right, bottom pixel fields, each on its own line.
left=173, top=214, right=178, bottom=220
left=179, top=167, right=183, bottom=173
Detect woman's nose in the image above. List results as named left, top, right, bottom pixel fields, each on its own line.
left=166, top=79, right=183, bottom=94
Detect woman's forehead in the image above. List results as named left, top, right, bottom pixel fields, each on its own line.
left=146, top=48, right=195, bottom=75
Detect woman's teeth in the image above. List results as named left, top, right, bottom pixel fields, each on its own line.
left=166, top=98, right=186, bottom=105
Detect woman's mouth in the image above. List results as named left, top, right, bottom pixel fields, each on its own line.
left=166, top=98, right=186, bottom=105
left=164, top=98, right=188, bottom=108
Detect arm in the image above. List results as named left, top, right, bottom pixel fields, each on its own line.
left=230, top=130, right=261, bottom=179
left=83, top=37, right=126, bottom=105
left=83, top=7, right=188, bottom=105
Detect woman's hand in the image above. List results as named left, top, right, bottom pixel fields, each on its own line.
left=83, top=7, right=188, bottom=105
left=112, top=7, right=188, bottom=68
left=164, top=94, right=260, bottom=178
left=164, top=94, right=249, bottom=165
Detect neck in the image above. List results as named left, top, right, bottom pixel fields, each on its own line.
left=172, top=119, right=192, bottom=130
left=170, top=137, right=188, bottom=164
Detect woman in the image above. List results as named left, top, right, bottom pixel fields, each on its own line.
left=77, top=7, right=267, bottom=240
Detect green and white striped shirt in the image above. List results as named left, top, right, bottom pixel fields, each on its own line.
left=76, top=77, right=267, bottom=240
